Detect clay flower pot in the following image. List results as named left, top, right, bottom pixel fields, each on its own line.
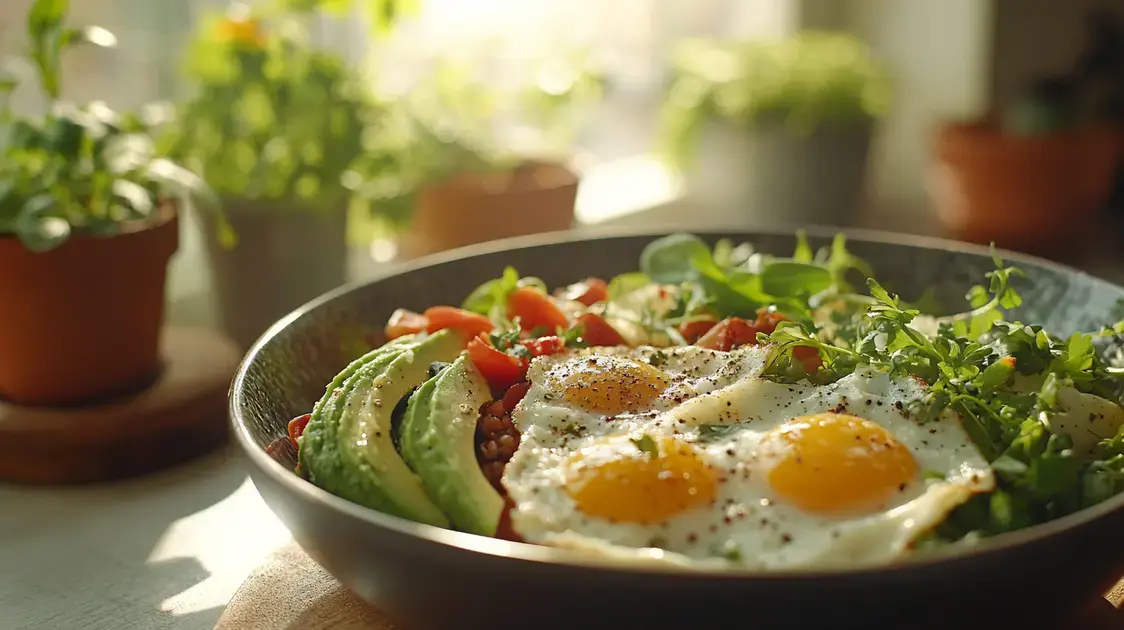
left=196, top=199, right=349, bottom=350
left=0, top=207, right=179, bottom=406
left=930, top=120, right=1122, bottom=253
left=400, top=161, right=578, bottom=259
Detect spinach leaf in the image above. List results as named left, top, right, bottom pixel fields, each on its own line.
left=640, top=233, right=709, bottom=283
left=759, top=261, right=834, bottom=298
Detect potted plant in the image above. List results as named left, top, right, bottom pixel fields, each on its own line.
left=162, top=2, right=386, bottom=349
left=931, top=9, right=1124, bottom=254
left=350, top=48, right=604, bottom=259
left=659, top=31, right=891, bottom=228
left=0, top=0, right=212, bottom=406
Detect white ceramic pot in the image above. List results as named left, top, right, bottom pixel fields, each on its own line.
left=680, top=117, right=873, bottom=229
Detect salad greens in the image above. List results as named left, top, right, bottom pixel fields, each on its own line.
left=459, top=231, right=1124, bottom=544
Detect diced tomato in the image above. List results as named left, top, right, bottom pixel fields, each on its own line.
left=467, top=334, right=529, bottom=390
left=521, top=335, right=566, bottom=357
left=287, top=413, right=311, bottom=449
left=424, top=306, right=494, bottom=338
left=385, top=308, right=428, bottom=340
left=501, top=382, right=531, bottom=412
left=678, top=319, right=718, bottom=344
left=793, top=345, right=823, bottom=374
left=555, top=277, right=609, bottom=306
left=507, top=286, right=569, bottom=333
left=695, top=317, right=758, bottom=351
left=753, top=309, right=789, bottom=336
left=573, top=278, right=609, bottom=306
left=575, top=313, right=628, bottom=347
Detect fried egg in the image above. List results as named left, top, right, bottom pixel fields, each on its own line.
left=502, top=346, right=995, bottom=570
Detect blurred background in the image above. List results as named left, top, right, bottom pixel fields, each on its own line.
left=2, top=0, right=1122, bottom=349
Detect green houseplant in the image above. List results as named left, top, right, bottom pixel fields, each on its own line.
left=0, top=0, right=210, bottom=405
left=659, top=31, right=891, bottom=227
left=348, top=46, right=605, bottom=258
left=162, top=1, right=388, bottom=348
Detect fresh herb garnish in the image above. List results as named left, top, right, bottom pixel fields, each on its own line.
left=630, top=434, right=660, bottom=458
left=757, top=251, right=1124, bottom=541
left=561, top=423, right=584, bottom=438
left=562, top=323, right=588, bottom=349
left=648, top=349, right=669, bottom=367
left=697, top=424, right=741, bottom=442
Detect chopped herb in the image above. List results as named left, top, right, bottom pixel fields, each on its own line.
left=697, top=424, right=741, bottom=442
left=561, top=423, right=584, bottom=438
left=648, top=350, right=669, bottom=367
left=562, top=323, right=588, bottom=349
left=710, top=540, right=742, bottom=562
left=630, top=433, right=659, bottom=458
left=489, top=328, right=521, bottom=352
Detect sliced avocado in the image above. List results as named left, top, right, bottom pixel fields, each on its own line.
left=299, top=330, right=464, bottom=526
left=298, top=337, right=416, bottom=484
left=399, top=353, right=504, bottom=536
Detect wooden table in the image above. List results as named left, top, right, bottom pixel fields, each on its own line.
left=5, top=162, right=1124, bottom=629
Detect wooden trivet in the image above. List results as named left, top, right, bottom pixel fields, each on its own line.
left=218, top=542, right=1124, bottom=630
left=0, top=326, right=240, bottom=484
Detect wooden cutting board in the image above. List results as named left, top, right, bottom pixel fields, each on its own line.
left=216, top=542, right=1124, bottom=630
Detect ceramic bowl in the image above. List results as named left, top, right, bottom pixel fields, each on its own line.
left=230, top=227, right=1124, bottom=630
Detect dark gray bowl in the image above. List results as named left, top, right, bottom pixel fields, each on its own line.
left=230, top=227, right=1124, bottom=630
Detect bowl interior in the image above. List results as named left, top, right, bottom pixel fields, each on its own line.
left=232, top=227, right=1124, bottom=538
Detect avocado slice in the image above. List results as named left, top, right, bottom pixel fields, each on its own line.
left=299, top=330, right=464, bottom=526
left=399, top=353, right=504, bottom=536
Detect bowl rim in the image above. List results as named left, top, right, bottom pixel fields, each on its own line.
left=230, top=222, right=1124, bottom=579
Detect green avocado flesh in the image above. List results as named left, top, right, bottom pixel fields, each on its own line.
left=399, top=353, right=504, bottom=536
left=298, top=330, right=464, bottom=526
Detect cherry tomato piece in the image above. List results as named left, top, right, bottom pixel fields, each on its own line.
left=793, top=345, right=823, bottom=373
left=287, top=413, right=312, bottom=449
left=678, top=319, right=718, bottom=344
left=467, top=334, right=529, bottom=391
left=385, top=308, right=428, bottom=340
left=695, top=317, right=758, bottom=351
left=424, top=306, right=494, bottom=338
left=754, top=309, right=790, bottom=336
left=575, top=313, right=628, bottom=347
left=522, top=335, right=566, bottom=357
left=507, top=286, right=569, bottom=333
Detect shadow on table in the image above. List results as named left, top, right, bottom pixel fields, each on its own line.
left=0, top=445, right=248, bottom=630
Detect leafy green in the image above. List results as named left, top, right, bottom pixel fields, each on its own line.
left=639, top=233, right=710, bottom=284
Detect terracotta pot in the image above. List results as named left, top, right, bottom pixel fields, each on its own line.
left=196, top=199, right=349, bottom=350
left=930, top=120, right=1122, bottom=253
left=401, top=161, right=578, bottom=259
left=0, top=207, right=179, bottom=406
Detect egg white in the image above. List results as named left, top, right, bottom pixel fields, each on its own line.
left=502, top=348, right=995, bottom=570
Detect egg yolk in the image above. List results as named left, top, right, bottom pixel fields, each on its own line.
left=763, top=413, right=919, bottom=516
left=564, top=437, right=717, bottom=523
left=557, top=355, right=670, bottom=415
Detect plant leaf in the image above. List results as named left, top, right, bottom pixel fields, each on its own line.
left=640, top=233, right=709, bottom=284
left=16, top=195, right=70, bottom=252
left=759, top=261, right=833, bottom=297
left=606, top=271, right=650, bottom=300
left=28, top=0, right=68, bottom=40
left=59, top=25, right=117, bottom=49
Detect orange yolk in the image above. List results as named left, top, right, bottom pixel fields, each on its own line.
left=558, top=355, right=670, bottom=415
left=564, top=437, right=717, bottom=523
left=763, top=413, right=918, bottom=516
